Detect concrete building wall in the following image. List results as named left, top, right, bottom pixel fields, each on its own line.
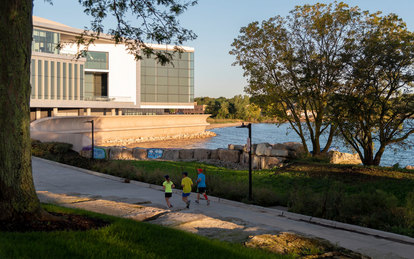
left=31, top=115, right=210, bottom=151
left=61, top=43, right=137, bottom=104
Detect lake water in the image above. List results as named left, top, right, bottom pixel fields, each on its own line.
left=135, top=123, right=414, bottom=167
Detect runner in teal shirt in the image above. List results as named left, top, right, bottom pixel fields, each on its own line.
left=196, top=169, right=210, bottom=206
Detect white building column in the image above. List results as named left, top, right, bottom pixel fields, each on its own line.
left=35, top=108, right=41, bottom=120
left=86, top=108, right=91, bottom=116
left=118, top=109, right=122, bottom=116
left=52, top=107, right=58, bottom=117
left=111, top=108, right=116, bottom=116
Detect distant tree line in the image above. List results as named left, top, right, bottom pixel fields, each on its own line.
left=230, top=2, right=414, bottom=165
left=195, top=95, right=262, bottom=121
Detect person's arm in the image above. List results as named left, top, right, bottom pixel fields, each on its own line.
left=172, top=183, right=175, bottom=188
left=162, top=182, right=166, bottom=190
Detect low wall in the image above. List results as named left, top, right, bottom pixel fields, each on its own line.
left=31, top=114, right=210, bottom=152
left=81, top=142, right=362, bottom=169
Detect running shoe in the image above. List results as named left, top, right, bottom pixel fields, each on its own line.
left=186, top=200, right=191, bottom=208
left=207, top=200, right=210, bottom=206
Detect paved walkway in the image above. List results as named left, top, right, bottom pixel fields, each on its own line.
left=32, top=157, right=414, bottom=259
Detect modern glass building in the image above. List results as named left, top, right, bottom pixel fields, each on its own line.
left=30, top=16, right=195, bottom=120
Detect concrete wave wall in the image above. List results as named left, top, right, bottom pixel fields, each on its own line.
left=30, top=115, right=210, bottom=152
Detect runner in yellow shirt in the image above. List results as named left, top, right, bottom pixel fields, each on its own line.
left=162, top=175, right=175, bottom=208
left=181, top=172, right=193, bottom=208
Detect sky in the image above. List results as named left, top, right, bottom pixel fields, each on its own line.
left=34, top=0, right=414, bottom=98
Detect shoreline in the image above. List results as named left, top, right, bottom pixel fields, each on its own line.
left=206, top=122, right=243, bottom=129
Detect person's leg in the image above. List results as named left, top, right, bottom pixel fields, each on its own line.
left=165, top=197, right=171, bottom=207
left=196, top=192, right=200, bottom=203
left=203, top=191, right=210, bottom=205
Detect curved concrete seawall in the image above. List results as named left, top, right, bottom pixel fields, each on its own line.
left=31, top=115, right=210, bottom=152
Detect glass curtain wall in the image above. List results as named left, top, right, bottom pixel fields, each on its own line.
left=30, top=58, right=84, bottom=100
left=141, top=51, right=194, bottom=103
left=32, top=29, right=60, bottom=54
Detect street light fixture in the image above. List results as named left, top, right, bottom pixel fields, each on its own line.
left=236, top=122, right=252, bottom=201
left=85, top=120, right=94, bottom=160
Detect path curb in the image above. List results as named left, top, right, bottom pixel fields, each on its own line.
left=33, top=156, right=414, bottom=245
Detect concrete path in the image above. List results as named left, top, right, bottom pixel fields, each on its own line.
left=32, top=157, right=414, bottom=259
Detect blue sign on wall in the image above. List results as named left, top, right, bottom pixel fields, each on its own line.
left=147, top=149, right=163, bottom=159
left=93, top=148, right=106, bottom=159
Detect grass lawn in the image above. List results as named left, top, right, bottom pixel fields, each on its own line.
left=0, top=204, right=287, bottom=259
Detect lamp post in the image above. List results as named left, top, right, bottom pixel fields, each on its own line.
left=236, top=122, right=252, bottom=200
left=85, top=120, right=94, bottom=160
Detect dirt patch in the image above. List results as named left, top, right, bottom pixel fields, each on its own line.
left=0, top=211, right=109, bottom=232
left=245, top=233, right=368, bottom=259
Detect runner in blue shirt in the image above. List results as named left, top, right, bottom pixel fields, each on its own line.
left=195, top=168, right=210, bottom=205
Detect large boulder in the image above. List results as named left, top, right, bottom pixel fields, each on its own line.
left=162, top=149, right=179, bottom=160
left=179, top=149, right=194, bottom=160
left=244, top=144, right=258, bottom=154
left=269, top=149, right=289, bottom=157
left=255, top=143, right=271, bottom=156
left=261, top=157, right=282, bottom=169
left=110, top=147, right=133, bottom=160
left=272, top=143, right=288, bottom=150
left=252, top=155, right=261, bottom=169
left=210, top=149, right=219, bottom=160
left=218, top=149, right=240, bottom=163
left=283, top=142, right=306, bottom=158
left=194, top=149, right=212, bottom=160
left=132, top=148, right=147, bottom=160
left=325, top=151, right=361, bottom=165
left=229, top=144, right=244, bottom=151
left=240, top=152, right=249, bottom=165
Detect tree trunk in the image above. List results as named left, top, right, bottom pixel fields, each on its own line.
left=373, top=144, right=386, bottom=166
left=362, top=143, right=375, bottom=166
left=0, top=0, right=42, bottom=221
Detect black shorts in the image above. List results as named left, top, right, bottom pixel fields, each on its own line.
left=165, top=193, right=172, bottom=198
left=197, top=187, right=206, bottom=193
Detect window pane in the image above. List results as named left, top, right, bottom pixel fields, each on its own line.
left=74, top=64, right=78, bottom=99
left=31, top=59, right=36, bottom=98
left=69, top=63, right=73, bottom=100
left=84, top=51, right=109, bottom=70
left=63, top=63, right=67, bottom=100
left=37, top=60, right=42, bottom=98
left=80, top=65, right=84, bottom=100
left=57, top=62, right=61, bottom=100
left=50, top=61, right=55, bottom=99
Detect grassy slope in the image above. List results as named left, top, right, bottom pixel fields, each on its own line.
left=111, top=159, right=414, bottom=206
left=0, top=204, right=287, bottom=259
left=96, top=159, right=414, bottom=236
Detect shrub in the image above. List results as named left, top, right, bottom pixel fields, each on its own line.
left=405, top=192, right=414, bottom=228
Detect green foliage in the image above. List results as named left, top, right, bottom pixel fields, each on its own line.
left=230, top=2, right=414, bottom=162
left=195, top=95, right=263, bottom=121
left=31, top=140, right=73, bottom=157
left=0, top=204, right=284, bottom=259
left=405, top=192, right=414, bottom=228
left=73, top=0, right=198, bottom=64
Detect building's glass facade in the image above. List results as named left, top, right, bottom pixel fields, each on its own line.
left=84, top=51, right=109, bottom=70
left=32, top=29, right=60, bottom=54
left=30, top=57, right=84, bottom=100
left=141, top=51, right=194, bottom=103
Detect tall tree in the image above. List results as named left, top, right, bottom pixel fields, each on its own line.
left=0, top=0, right=196, bottom=222
left=331, top=13, right=414, bottom=166
left=230, top=2, right=360, bottom=155
left=0, top=0, right=42, bottom=221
